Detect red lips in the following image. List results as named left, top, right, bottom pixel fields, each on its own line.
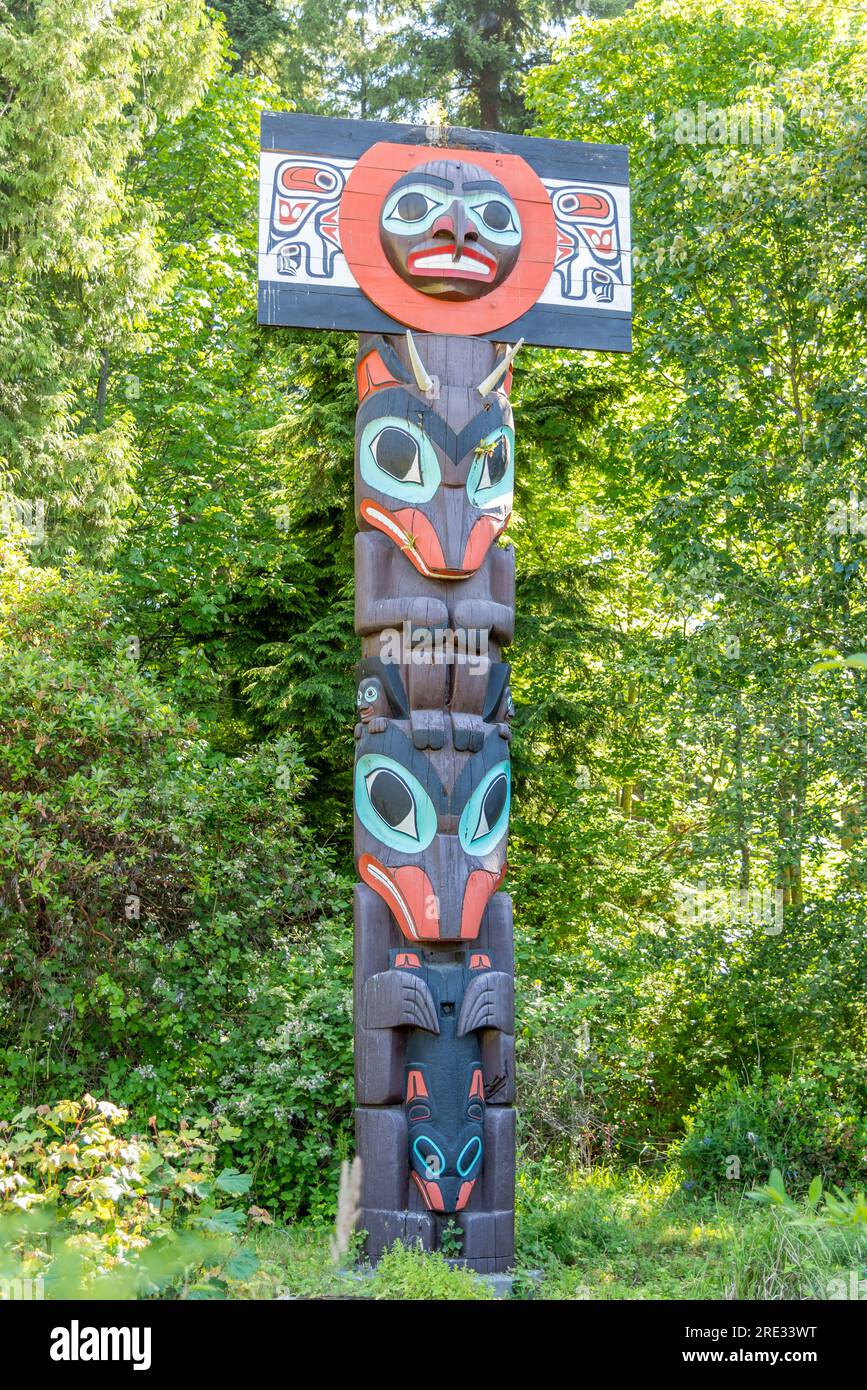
left=360, top=500, right=507, bottom=578
left=407, top=243, right=497, bottom=281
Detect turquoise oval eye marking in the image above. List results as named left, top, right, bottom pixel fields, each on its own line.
left=464, top=192, right=522, bottom=245
left=355, top=753, right=437, bottom=852
left=457, top=1136, right=483, bottom=1177
left=381, top=183, right=449, bottom=236
left=467, top=427, right=514, bottom=509
left=459, top=760, right=511, bottom=856
left=413, top=1136, right=446, bottom=1178
left=360, top=416, right=440, bottom=503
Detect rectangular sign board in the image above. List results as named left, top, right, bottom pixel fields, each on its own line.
left=258, top=113, right=631, bottom=351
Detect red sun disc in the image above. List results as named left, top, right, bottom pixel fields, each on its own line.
left=339, top=142, right=556, bottom=337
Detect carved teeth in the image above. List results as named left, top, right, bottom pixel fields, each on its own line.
left=406, top=330, right=440, bottom=400
left=476, top=338, right=524, bottom=397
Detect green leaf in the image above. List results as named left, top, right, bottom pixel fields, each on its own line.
left=214, top=1168, right=253, bottom=1195
left=225, top=1249, right=259, bottom=1280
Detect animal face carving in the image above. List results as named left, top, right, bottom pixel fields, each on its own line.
left=356, top=675, right=388, bottom=726
left=401, top=957, right=487, bottom=1213
left=406, top=1059, right=485, bottom=1213
left=354, top=724, right=509, bottom=942
left=379, top=160, right=522, bottom=302
left=356, top=385, right=514, bottom=579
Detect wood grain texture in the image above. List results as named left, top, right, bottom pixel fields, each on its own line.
left=261, top=112, right=629, bottom=186
left=353, top=333, right=517, bottom=1270
left=259, top=281, right=633, bottom=352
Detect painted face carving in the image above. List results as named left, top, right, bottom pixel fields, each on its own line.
left=356, top=385, right=514, bottom=578
left=356, top=675, right=387, bottom=725
left=403, top=962, right=486, bottom=1213
left=355, top=723, right=510, bottom=942
left=379, top=160, right=522, bottom=301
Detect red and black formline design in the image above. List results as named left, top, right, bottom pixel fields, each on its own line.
left=352, top=331, right=517, bottom=1272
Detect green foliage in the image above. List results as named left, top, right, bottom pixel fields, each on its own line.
left=516, top=1162, right=867, bottom=1301
left=0, top=542, right=353, bottom=1216
left=726, top=1194, right=867, bottom=1300
left=675, top=1070, right=867, bottom=1196
left=0, top=1093, right=257, bottom=1298
left=0, top=0, right=223, bottom=558
left=439, top=1217, right=465, bottom=1258
left=368, top=1241, right=494, bottom=1299
left=2, top=0, right=867, bottom=1292
left=748, top=1167, right=867, bottom=1230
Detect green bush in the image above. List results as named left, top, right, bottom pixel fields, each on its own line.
left=674, top=1069, right=867, bottom=1196
left=0, top=1093, right=258, bottom=1298
left=0, top=542, right=354, bottom=1217
left=369, top=1242, right=493, bottom=1300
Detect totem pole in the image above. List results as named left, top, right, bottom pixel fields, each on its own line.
left=258, top=115, right=631, bottom=1273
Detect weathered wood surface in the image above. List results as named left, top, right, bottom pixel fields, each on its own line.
left=353, top=332, right=516, bottom=1270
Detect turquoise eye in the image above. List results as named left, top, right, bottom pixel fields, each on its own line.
left=457, top=1136, right=483, bottom=1178
left=360, top=416, right=440, bottom=503
left=381, top=184, right=447, bottom=235
left=355, top=754, right=437, bottom=852
left=466, top=194, right=522, bottom=245
left=467, top=428, right=514, bottom=508
left=413, top=1136, right=446, bottom=1178
left=459, top=761, right=511, bottom=856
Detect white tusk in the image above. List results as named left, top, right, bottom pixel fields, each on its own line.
left=406, top=330, right=438, bottom=398
left=476, top=338, right=524, bottom=397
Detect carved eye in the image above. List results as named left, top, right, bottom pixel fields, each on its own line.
left=370, top=427, right=421, bottom=484
left=457, top=1136, right=483, bottom=1178
left=467, top=427, right=514, bottom=508
left=475, top=775, right=508, bottom=839
left=360, top=414, right=440, bottom=503
left=476, top=436, right=509, bottom=491
left=395, top=191, right=434, bottom=222
left=459, top=761, right=511, bottom=855
left=412, top=1136, right=445, bottom=1179
left=365, top=767, right=417, bottom=838
left=381, top=184, right=444, bottom=231
left=466, top=195, right=521, bottom=244
left=355, top=753, right=437, bottom=852
left=478, top=200, right=513, bottom=232
left=357, top=682, right=379, bottom=707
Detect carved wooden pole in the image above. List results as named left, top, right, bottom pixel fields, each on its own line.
left=257, top=113, right=631, bottom=1273
left=353, top=330, right=517, bottom=1272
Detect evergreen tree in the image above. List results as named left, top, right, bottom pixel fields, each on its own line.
left=0, top=0, right=222, bottom=559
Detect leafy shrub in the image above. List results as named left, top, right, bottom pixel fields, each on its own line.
left=368, top=1242, right=493, bottom=1300
left=517, top=1161, right=634, bottom=1270
left=0, top=1094, right=259, bottom=1298
left=727, top=1172, right=867, bottom=1300
left=0, top=542, right=354, bottom=1216
left=674, top=1069, right=867, bottom=1196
